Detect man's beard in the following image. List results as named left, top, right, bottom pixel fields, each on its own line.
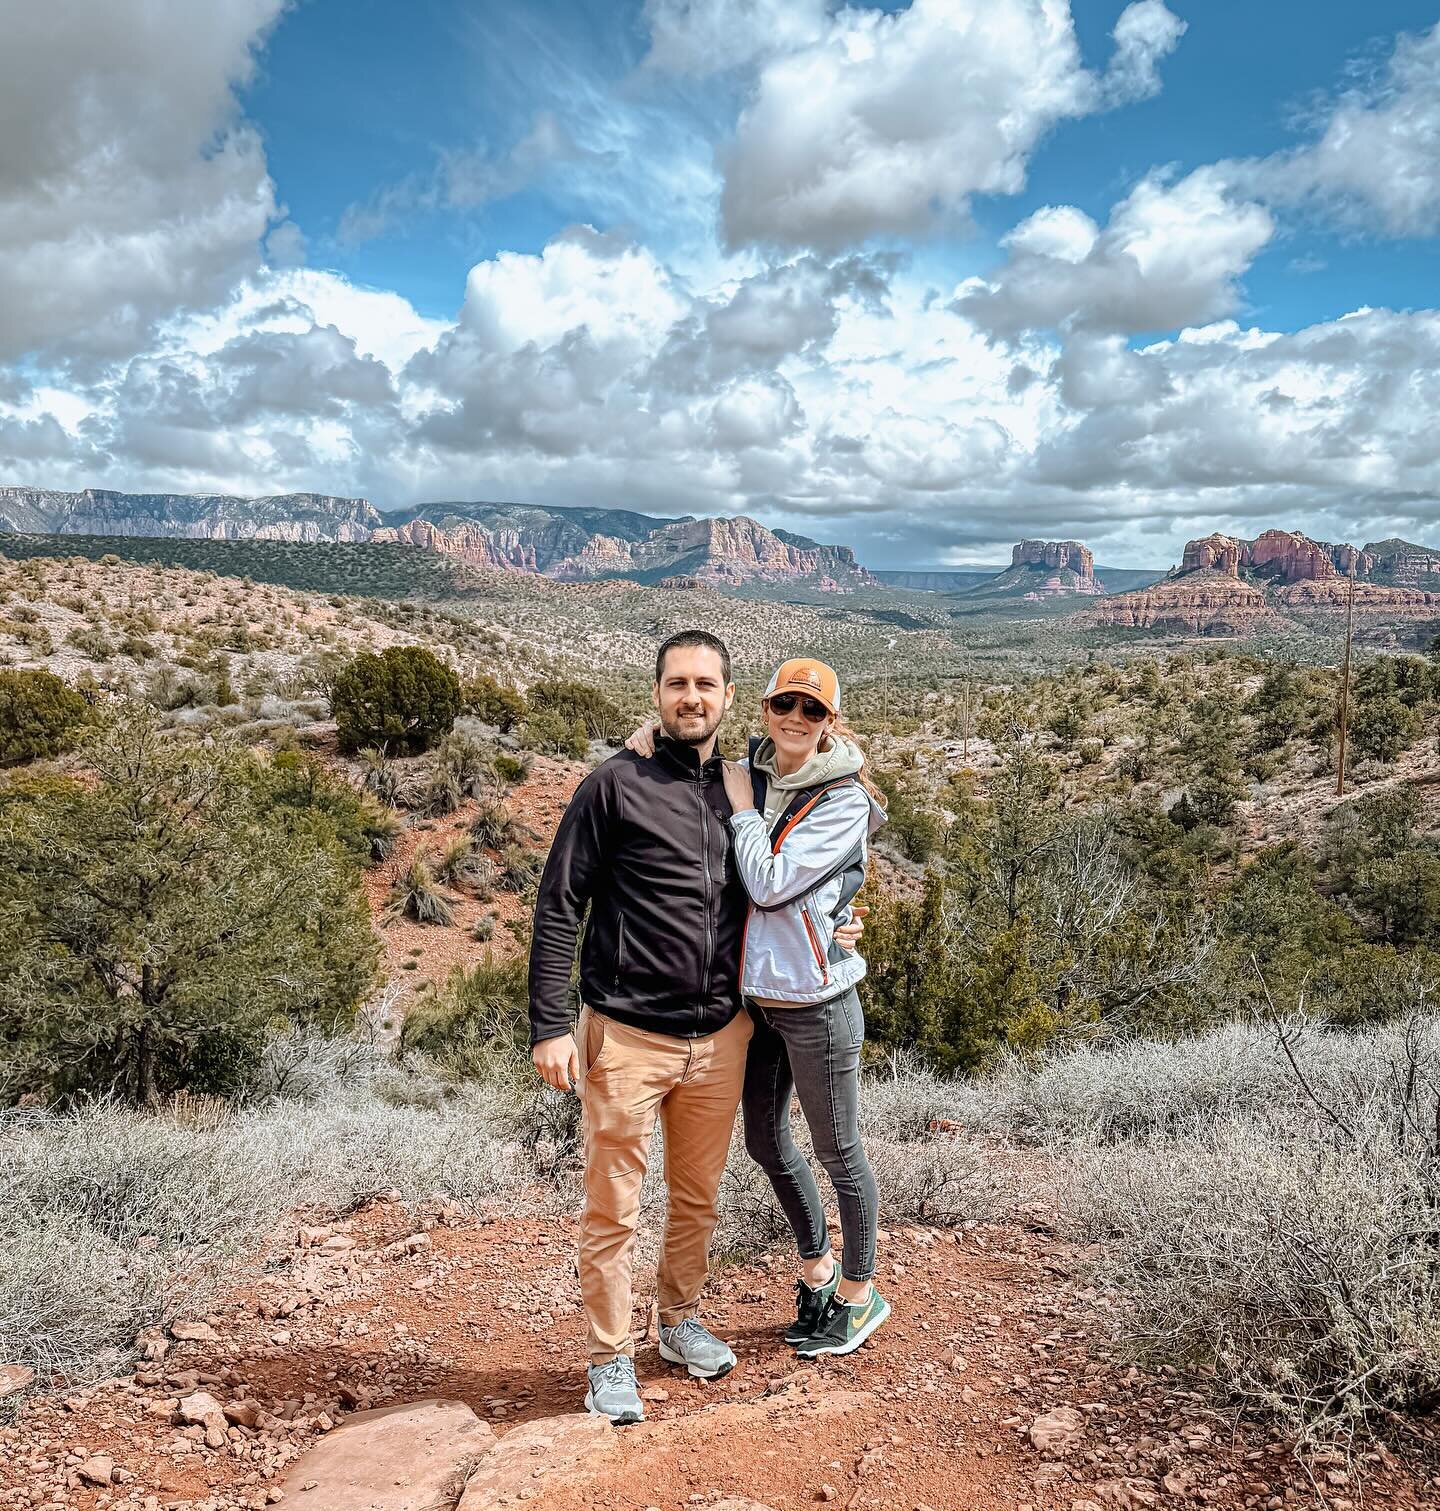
left=660, top=706, right=724, bottom=748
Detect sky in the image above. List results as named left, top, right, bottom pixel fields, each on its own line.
left=2, top=2, right=1439, bottom=568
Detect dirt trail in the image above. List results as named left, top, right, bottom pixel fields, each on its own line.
left=4, top=1202, right=1436, bottom=1511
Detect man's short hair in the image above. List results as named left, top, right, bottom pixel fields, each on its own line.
left=655, top=629, right=732, bottom=685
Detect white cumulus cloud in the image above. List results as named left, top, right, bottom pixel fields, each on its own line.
left=1104, top=0, right=1188, bottom=104
left=717, top=0, right=1187, bottom=252
left=1237, top=21, right=1440, bottom=236
left=643, top=0, right=827, bottom=75
left=956, top=168, right=1275, bottom=336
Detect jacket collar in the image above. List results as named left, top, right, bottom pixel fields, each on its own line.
left=655, top=730, right=726, bottom=776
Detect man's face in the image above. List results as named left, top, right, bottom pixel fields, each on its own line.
left=653, top=646, right=734, bottom=747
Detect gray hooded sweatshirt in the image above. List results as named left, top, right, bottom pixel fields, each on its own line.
left=731, top=734, right=887, bottom=1005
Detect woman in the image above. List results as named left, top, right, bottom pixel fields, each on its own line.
left=629, top=657, right=890, bottom=1356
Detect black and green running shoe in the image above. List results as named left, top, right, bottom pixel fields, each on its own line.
left=784, top=1268, right=841, bottom=1346
left=795, top=1286, right=891, bottom=1358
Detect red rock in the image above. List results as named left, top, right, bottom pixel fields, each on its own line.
left=1029, top=1405, right=1085, bottom=1455
left=76, top=1454, right=114, bottom=1485
left=457, top=1412, right=616, bottom=1508
left=0, top=1365, right=35, bottom=1399
left=278, top=1398, right=496, bottom=1511
left=372, top=514, right=875, bottom=592
left=169, top=1320, right=217, bottom=1342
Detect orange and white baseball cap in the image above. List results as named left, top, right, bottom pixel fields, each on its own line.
left=763, top=657, right=841, bottom=715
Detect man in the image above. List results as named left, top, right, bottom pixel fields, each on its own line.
left=528, top=630, right=858, bottom=1425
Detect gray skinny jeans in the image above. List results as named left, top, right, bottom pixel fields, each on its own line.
left=741, top=988, right=878, bottom=1283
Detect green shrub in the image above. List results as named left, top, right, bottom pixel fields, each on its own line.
left=117, top=633, right=156, bottom=661
left=400, top=950, right=579, bottom=1163
left=417, top=763, right=463, bottom=817
left=357, top=747, right=402, bottom=806
left=434, top=729, right=498, bottom=800
left=332, top=646, right=461, bottom=756
left=526, top=678, right=624, bottom=740
left=249, top=748, right=398, bottom=868
left=519, top=707, right=588, bottom=758
left=0, top=705, right=379, bottom=1105
left=462, top=673, right=527, bottom=732
left=470, top=797, right=520, bottom=850
left=1351, top=693, right=1422, bottom=765
left=493, top=752, right=532, bottom=786
left=0, top=669, right=89, bottom=767
left=435, top=836, right=497, bottom=896
left=400, top=953, right=529, bottom=1076
left=384, top=858, right=456, bottom=926
left=66, top=625, right=115, bottom=660
left=498, top=843, right=545, bottom=892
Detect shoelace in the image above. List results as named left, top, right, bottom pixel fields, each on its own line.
left=667, top=1317, right=712, bottom=1347
left=593, top=1357, right=635, bottom=1392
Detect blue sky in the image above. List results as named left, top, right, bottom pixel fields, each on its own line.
left=3, top=1, right=1440, bottom=567
left=247, top=0, right=1440, bottom=334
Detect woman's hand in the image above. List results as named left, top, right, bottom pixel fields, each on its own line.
left=834, top=904, right=866, bottom=953
left=721, top=759, right=755, bottom=813
left=624, top=718, right=660, bottom=757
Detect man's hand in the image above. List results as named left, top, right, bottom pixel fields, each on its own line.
left=721, top=759, right=754, bottom=813
left=834, top=904, right=867, bottom=953
left=624, top=718, right=660, bottom=757
left=533, top=1033, right=579, bottom=1093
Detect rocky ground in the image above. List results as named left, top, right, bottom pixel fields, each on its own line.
left=3, top=1194, right=1437, bottom=1511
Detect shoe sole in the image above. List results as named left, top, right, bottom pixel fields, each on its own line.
left=797, top=1298, right=892, bottom=1359
left=583, top=1390, right=643, bottom=1425
left=657, top=1339, right=735, bottom=1380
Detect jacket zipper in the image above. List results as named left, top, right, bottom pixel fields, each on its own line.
left=695, top=776, right=713, bottom=1027
left=614, top=915, right=625, bottom=989
left=800, top=905, right=830, bottom=985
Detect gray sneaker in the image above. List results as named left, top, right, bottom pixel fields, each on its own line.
left=584, top=1356, right=644, bottom=1425
left=657, top=1317, right=736, bottom=1380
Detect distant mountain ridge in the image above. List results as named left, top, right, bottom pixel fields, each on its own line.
left=0, top=487, right=873, bottom=592
left=371, top=502, right=875, bottom=590
left=0, top=486, right=380, bottom=541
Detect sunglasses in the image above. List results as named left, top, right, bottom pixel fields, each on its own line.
left=768, top=692, right=831, bottom=721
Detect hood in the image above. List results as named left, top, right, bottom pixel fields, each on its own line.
left=752, top=732, right=865, bottom=792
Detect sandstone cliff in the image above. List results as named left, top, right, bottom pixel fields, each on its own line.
left=1364, top=538, right=1440, bottom=587
left=374, top=505, right=875, bottom=591
left=1085, top=571, right=1286, bottom=635
left=1089, top=526, right=1440, bottom=635
left=1179, top=529, right=1375, bottom=583
left=964, top=539, right=1105, bottom=599
left=3, top=488, right=875, bottom=592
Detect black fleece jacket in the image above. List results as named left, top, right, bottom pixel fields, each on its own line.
left=527, top=735, right=747, bottom=1046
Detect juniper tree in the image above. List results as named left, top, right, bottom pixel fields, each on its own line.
left=0, top=705, right=379, bottom=1105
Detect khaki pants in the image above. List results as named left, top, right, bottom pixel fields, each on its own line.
left=577, top=1002, right=753, bottom=1365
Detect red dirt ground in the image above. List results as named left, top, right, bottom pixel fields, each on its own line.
left=4, top=1201, right=1438, bottom=1511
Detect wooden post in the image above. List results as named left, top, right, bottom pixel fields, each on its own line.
left=1335, top=566, right=1355, bottom=796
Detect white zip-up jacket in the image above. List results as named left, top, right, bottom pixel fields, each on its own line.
left=730, top=751, right=887, bottom=1004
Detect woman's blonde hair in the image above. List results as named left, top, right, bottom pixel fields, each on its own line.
left=827, top=712, right=887, bottom=809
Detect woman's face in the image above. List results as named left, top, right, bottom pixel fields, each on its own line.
left=764, top=691, right=833, bottom=766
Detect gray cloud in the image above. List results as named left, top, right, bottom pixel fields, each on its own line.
left=0, top=0, right=285, bottom=364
